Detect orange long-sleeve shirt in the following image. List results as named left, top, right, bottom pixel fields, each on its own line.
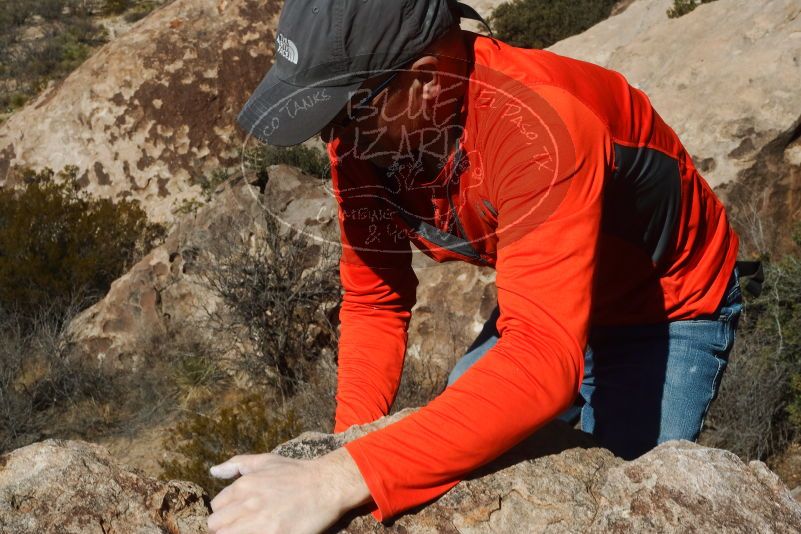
left=327, top=31, right=739, bottom=521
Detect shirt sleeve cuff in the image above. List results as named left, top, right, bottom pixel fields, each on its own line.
left=343, top=439, right=394, bottom=522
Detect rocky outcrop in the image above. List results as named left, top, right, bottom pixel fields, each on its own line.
left=0, top=0, right=282, bottom=225
left=550, top=0, right=801, bottom=190
left=547, top=0, right=801, bottom=250
left=64, top=164, right=338, bottom=372
left=3, top=410, right=800, bottom=533
left=277, top=409, right=801, bottom=533
left=0, top=439, right=209, bottom=533
left=61, top=0, right=801, bottom=387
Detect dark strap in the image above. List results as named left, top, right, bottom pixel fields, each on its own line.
left=735, top=260, right=764, bottom=298
left=454, top=1, right=494, bottom=37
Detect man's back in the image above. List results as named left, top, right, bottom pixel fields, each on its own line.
left=459, top=31, right=739, bottom=324
left=326, top=30, right=740, bottom=522
left=330, top=30, right=739, bottom=324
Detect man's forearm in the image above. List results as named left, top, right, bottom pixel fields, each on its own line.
left=314, top=446, right=373, bottom=513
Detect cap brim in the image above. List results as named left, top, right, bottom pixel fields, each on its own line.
left=236, top=68, right=363, bottom=147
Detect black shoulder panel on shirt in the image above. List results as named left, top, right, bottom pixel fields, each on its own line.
left=603, top=144, right=682, bottom=266
left=397, top=211, right=483, bottom=260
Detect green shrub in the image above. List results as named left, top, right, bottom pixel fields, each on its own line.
left=0, top=298, right=120, bottom=452
left=489, top=0, right=618, bottom=49
left=168, top=338, right=228, bottom=393
left=101, top=0, right=131, bottom=15
left=702, top=223, right=801, bottom=460
left=194, top=167, right=234, bottom=201
left=123, top=6, right=150, bottom=23
left=0, top=166, right=166, bottom=328
left=667, top=0, right=717, bottom=18
left=0, top=0, right=36, bottom=27
left=26, top=20, right=107, bottom=80
left=0, top=299, right=225, bottom=453
left=122, top=0, right=162, bottom=23
left=158, top=392, right=301, bottom=497
left=171, top=197, right=204, bottom=217
left=0, top=1, right=108, bottom=119
left=242, top=144, right=331, bottom=182
left=0, top=92, right=28, bottom=113
left=33, top=0, right=67, bottom=20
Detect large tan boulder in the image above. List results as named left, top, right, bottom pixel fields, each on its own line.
left=548, top=0, right=801, bottom=192
left=0, top=0, right=282, bottom=225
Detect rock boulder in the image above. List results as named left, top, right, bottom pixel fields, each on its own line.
left=0, top=439, right=209, bottom=533
left=3, top=410, right=800, bottom=533
left=0, top=0, right=282, bottom=225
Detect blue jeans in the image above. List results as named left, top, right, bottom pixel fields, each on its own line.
left=446, top=267, right=743, bottom=460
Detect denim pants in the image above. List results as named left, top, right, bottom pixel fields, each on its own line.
left=446, top=267, right=743, bottom=460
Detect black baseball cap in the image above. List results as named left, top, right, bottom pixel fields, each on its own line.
left=236, top=0, right=490, bottom=147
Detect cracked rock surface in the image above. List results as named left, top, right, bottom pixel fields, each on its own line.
left=0, top=439, right=209, bottom=533
left=274, top=409, right=801, bottom=533
left=2, top=409, right=800, bottom=533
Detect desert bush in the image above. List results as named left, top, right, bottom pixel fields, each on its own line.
left=123, top=5, right=151, bottom=23
left=148, top=321, right=232, bottom=408
left=23, top=19, right=106, bottom=81
left=101, top=0, right=131, bottom=15
left=667, top=0, right=717, bottom=18
left=0, top=0, right=36, bottom=27
left=701, top=224, right=801, bottom=460
left=285, top=347, right=338, bottom=433
left=158, top=392, right=301, bottom=497
left=33, top=0, right=68, bottom=20
left=241, top=144, right=331, bottom=182
left=702, top=314, right=795, bottom=460
left=0, top=291, right=236, bottom=454
left=0, top=166, right=166, bottom=328
left=197, top=212, right=341, bottom=403
left=0, top=92, right=27, bottom=112
left=0, top=0, right=109, bottom=115
left=489, top=0, right=618, bottom=49
left=0, top=295, right=117, bottom=453
left=194, top=166, right=234, bottom=201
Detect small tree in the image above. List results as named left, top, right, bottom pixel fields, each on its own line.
left=197, top=212, right=341, bottom=404
left=667, top=0, right=717, bottom=18
left=158, top=392, right=301, bottom=497
left=489, top=0, right=618, bottom=49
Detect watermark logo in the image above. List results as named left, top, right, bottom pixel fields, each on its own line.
left=235, top=57, right=576, bottom=267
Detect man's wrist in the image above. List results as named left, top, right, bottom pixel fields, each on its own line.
left=315, top=445, right=374, bottom=513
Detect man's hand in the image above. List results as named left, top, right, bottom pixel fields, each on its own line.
left=207, top=447, right=373, bottom=534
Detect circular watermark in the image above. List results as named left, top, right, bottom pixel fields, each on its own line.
left=233, top=56, right=576, bottom=268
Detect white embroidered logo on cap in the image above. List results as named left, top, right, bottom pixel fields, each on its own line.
left=276, top=33, right=299, bottom=64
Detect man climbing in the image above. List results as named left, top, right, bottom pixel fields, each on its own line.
left=207, top=1, right=746, bottom=533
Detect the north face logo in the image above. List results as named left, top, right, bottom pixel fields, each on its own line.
left=276, top=33, right=298, bottom=64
